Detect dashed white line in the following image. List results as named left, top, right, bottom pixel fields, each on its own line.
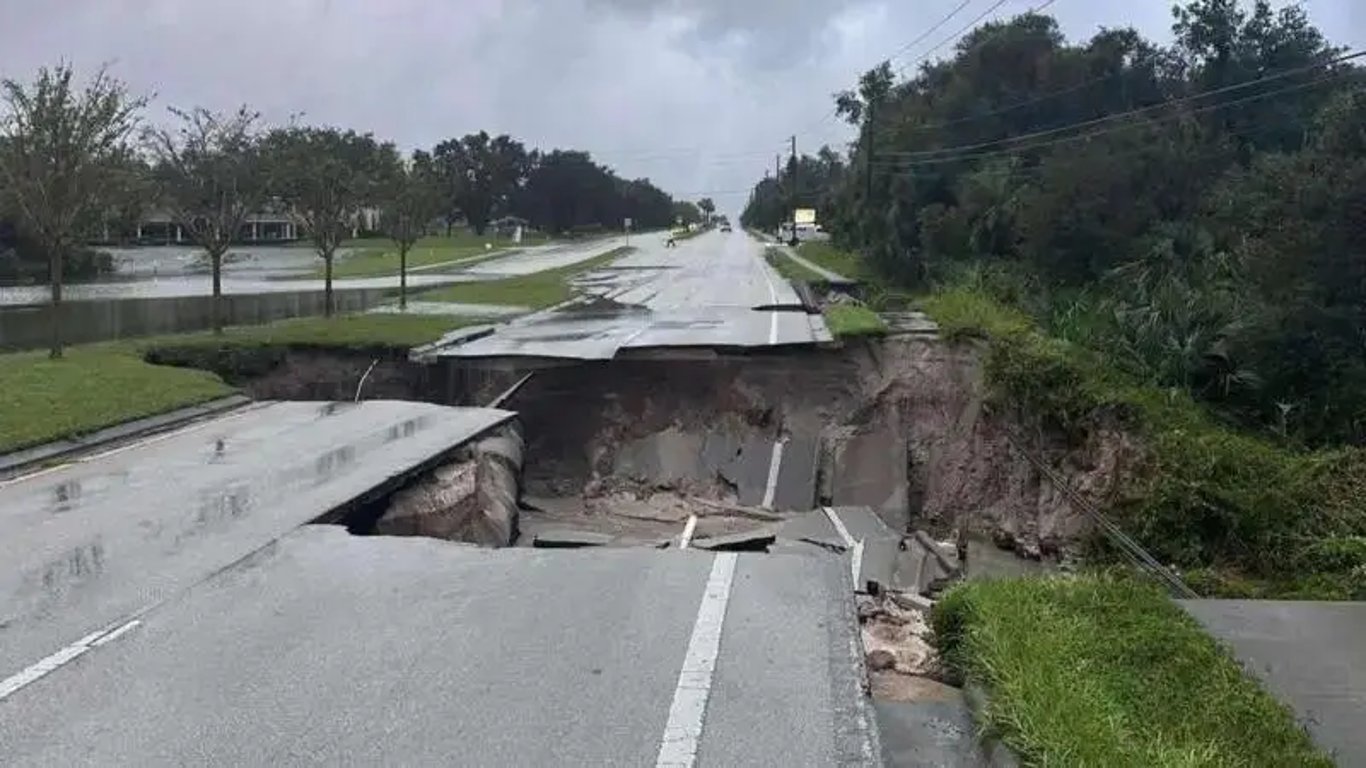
left=0, top=619, right=142, bottom=702
left=760, top=437, right=787, bottom=509
left=656, top=552, right=739, bottom=767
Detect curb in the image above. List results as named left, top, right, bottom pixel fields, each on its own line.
left=0, top=394, right=255, bottom=479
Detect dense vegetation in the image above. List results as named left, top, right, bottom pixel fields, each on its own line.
left=743, top=1, right=1366, bottom=596
left=745, top=0, right=1365, bottom=448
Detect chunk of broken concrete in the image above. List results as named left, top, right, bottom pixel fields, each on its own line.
left=866, top=649, right=897, bottom=671
left=532, top=530, right=615, bottom=548
left=692, top=528, right=777, bottom=552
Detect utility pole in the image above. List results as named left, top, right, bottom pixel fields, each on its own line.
left=789, top=135, right=798, bottom=245
left=775, top=154, right=782, bottom=236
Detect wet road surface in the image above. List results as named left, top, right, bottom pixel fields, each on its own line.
left=0, top=527, right=879, bottom=766
left=429, top=230, right=831, bottom=360
left=0, top=401, right=512, bottom=682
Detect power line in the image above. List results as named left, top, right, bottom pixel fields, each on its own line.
left=874, top=49, right=1364, bottom=162
left=886, top=0, right=977, bottom=66
left=887, top=0, right=1310, bottom=137
left=793, top=0, right=1011, bottom=142
left=895, top=0, right=1016, bottom=78
left=868, top=67, right=1353, bottom=171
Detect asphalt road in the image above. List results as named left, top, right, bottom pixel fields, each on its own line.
left=0, top=527, right=880, bottom=766
left=431, top=230, right=832, bottom=360
left=0, top=401, right=512, bottom=682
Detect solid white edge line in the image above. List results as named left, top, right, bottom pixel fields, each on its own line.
left=679, top=515, right=698, bottom=549
left=656, top=552, right=739, bottom=767
left=0, top=619, right=142, bottom=702
left=760, top=438, right=787, bottom=509
left=757, top=243, right=781, bottom=346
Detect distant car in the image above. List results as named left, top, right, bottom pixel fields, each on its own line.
left=720, top=224, right=732, bottom=233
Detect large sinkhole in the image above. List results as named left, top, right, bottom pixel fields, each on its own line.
left=322, top=342, right=936, bottom=551
left=294, top=334, right=1100, bottom=562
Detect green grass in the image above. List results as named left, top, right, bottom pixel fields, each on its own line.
left=932, top=576, right=1330, bottom=767
left=418, top=246, right=634, bottom=309
left=796, top=241, right=866, bottom=280
left=920, top=286, right=1366, bottom=599
left=0, top=313, right=492, bottom=455
left=131, top=313, right=488, bottom=351
left=0, top=348, right=235, bottom=454
left=764, top=247, right=826, bottom=281
left=311, top=235, right=518, bottom=279
left=824, top=304, right=887, bottom=338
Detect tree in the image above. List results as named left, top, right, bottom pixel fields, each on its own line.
left=378, top=148, right=444, bottom=309
left=264, top=126, right=385, bottom=316
left=697, top=197, right=716, bottom=222
left=672, top=200, right=702, bottom=226
left=143, top=106, right=265, bottom=333
left=0, top=64, right=144, bottom=357
left=433, top=132, right=530, bottom=235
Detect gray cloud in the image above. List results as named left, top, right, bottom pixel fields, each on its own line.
left=0, top=0, right=1360, bottom=215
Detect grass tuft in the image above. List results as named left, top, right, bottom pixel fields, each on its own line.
left=824, top=304, right=887, bottom=338
left=932, top=576, right=1331, bottom=767
left=795, top=241, right=866, bottom=281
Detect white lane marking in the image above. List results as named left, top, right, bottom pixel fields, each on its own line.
left=679, top=515, right=698, bottom=550
left=656, top=552, right=739, bottom=767
left=760, top=437, right=787, bottom=509
left=0, top=619, right=141, bottom=702
left=822, top=507, right=856, bottom=547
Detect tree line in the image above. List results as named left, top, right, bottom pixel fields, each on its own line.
left=0, top=63, right=693, bottom=356
left=745, top=0, right=1366, bottom=447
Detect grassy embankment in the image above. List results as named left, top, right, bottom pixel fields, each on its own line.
left=921, top=286, right=1366, bottom=599
left=932, top=575, right=1331, bottom=767
left=0, top=314, right=485, bottom=455
left=763, top=246, right=886, bottom=338
left=418, top=246, right=633, bottom=310
left=794, top=241, right=867, bottom=281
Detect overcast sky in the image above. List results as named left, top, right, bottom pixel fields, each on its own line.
left=1, top=1, right=1361, bottom=214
